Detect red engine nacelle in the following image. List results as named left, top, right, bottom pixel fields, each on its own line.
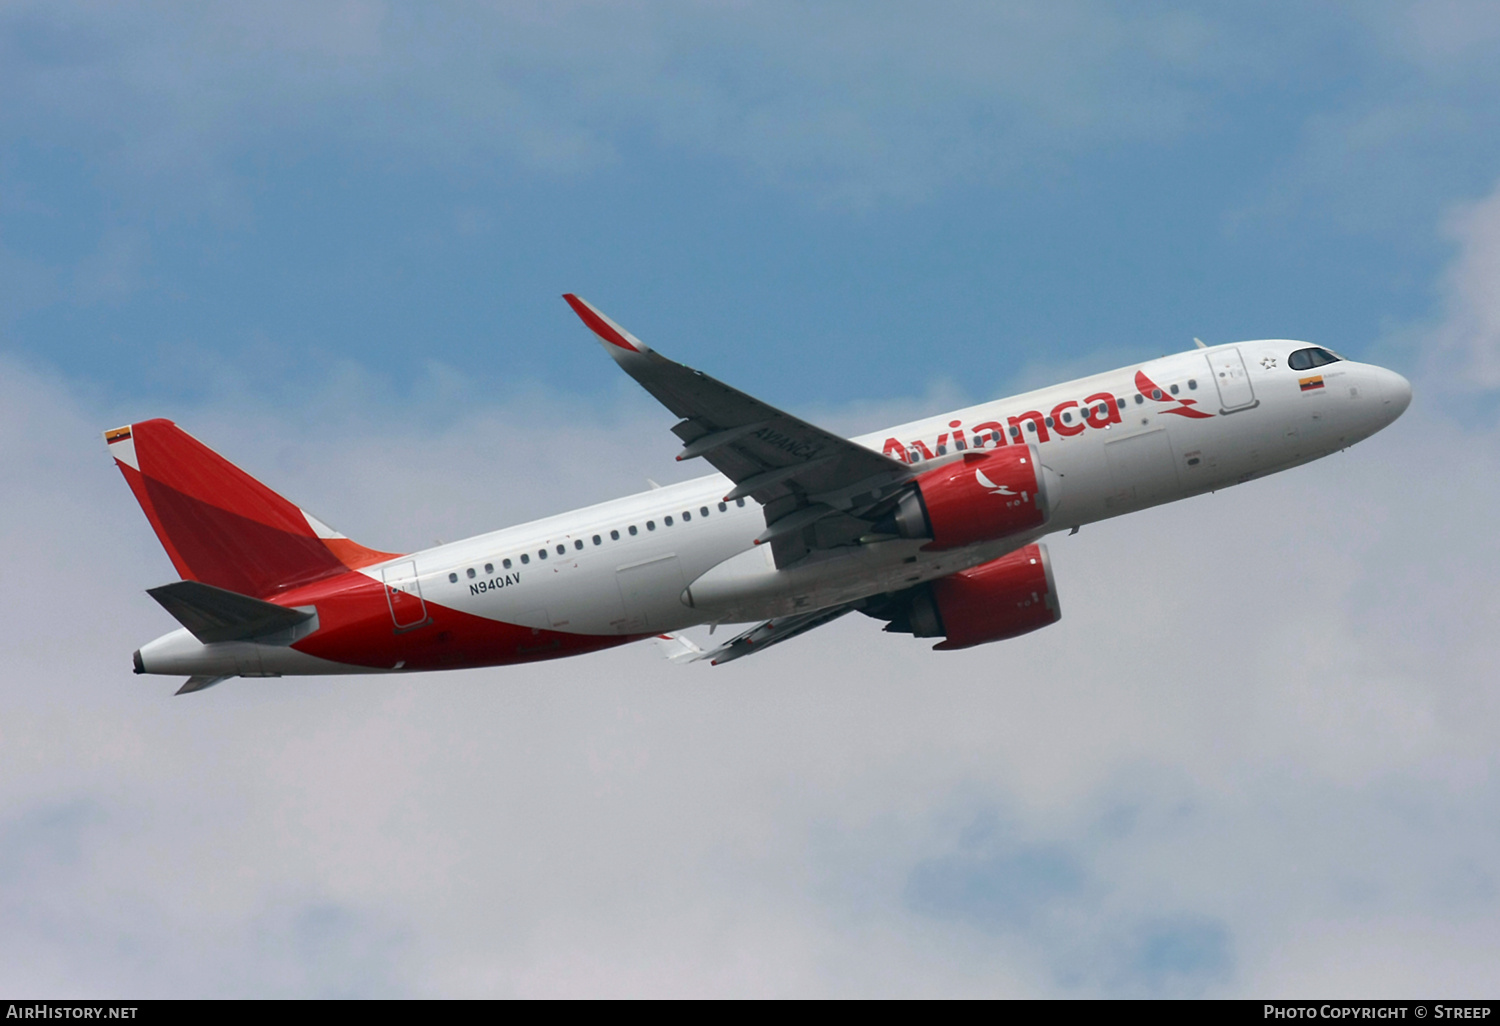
left=886, top=446, right=1052, bottom=549
left=875, top=543, right=1061, bottom=650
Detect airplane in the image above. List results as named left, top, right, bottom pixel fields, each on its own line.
left=107, top=295, right=1412, bottom=694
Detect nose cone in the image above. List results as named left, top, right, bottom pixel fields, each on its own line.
left=1377, top=367, right=1413, bottom=423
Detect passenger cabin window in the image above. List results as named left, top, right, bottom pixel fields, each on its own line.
left=1288, top=347, right=1342, bottom=371
left=1170, top=384, right=1179, bottom=395
left=736, top=498, right=746, bottom=507
left=647, top=520, right=656, bottom=531
left=467, top=568, right=476, bottom=578
left=611, top=530, right=620, bottom=540
left=629, top=525, right=638, bottom=536
left=664, top=516, right=673, bottom=526
left=592, top=535, right=602, bottom=545
left=573, top=540, right=583, bottom=550
left=556, top=544, right=565, bottom=555
left=503, top=558, right=512, bottom=569
left=484, top=563, right=493, bottom=574
left=449, top=573, right=458, bottom=583
left=521, top=554, right=530, bottom=564
left=539, top=549, right=548, bottom=560
left=701, top=506, right=710, bottom=517
left=682, top=511, right=691, bottom=521
left=1188, top=379, right=1198, bottom=390
left=718, top=502, right=728, bottom=512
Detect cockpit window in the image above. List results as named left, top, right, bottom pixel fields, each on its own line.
left=1288, top=347, right=1342, bottom=371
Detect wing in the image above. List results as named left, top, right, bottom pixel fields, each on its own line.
left=563, top=294, right=914, bottom=566
left=697, top=603, right=860, bottom=665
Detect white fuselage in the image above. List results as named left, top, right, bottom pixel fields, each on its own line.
left=137, top=339, right=1411, bottom=677
left=377, top=339, right=1406, bottom=632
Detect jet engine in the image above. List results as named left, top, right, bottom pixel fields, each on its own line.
left=875, top=447, right=1053, bottom=550
left=864, top=543, right=1060, bottom=650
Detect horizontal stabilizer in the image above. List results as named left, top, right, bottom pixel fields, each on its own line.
left=147, top=580, right=314, bottom=644
left=176, top=675, right=231, bottom=695
left=653, top=632, right=707, bottom=664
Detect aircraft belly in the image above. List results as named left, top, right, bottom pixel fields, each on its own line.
left=684, top=534, right=1031, bottom=624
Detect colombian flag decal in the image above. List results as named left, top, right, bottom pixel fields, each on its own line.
left=105, top=426, right=133, bottom=443
left=1299, top=375, right=1325, bottom=392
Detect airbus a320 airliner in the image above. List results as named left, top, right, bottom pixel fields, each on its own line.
left=108, top=296, right=1411, bottom=693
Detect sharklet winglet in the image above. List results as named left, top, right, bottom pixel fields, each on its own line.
left=562, top=294, right=651, bottom=355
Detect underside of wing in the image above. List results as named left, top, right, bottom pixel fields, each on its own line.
left=697, top=603, right=859, bottom=665
left=175, top=674, right=232, bottom=695
left=563, top=294, right=914, bottom=566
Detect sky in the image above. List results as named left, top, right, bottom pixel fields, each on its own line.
left=2, top=0, right=1499, bottom=998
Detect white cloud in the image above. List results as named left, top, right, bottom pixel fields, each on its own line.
left=1425, top=179, right=1500, bottom=389
left=0, top=321, right=1496, bottom=995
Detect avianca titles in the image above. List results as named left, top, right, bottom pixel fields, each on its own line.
left=107, top=296, right=1411, bottom=693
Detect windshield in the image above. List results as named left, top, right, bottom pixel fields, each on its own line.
left=1288, top=347, right=1342, bottom=371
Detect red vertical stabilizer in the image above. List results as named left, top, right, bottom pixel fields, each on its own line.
left=104, top=419, right=397, bottom=598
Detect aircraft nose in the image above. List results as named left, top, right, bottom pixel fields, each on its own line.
left=1378, top=367, right=1412, bottom=421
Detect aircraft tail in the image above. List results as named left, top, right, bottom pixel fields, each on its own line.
left=104, top=419, right=396, bottom=599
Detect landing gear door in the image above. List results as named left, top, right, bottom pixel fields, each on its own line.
left=616, top=555, right=686, bottom=632
left=382, top=560, right=429, bottom=630
left=1206, top=347, right=1257, bottom=412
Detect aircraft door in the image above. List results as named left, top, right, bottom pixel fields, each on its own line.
left=1206, top=347, right=1257, bottom=412
left=382, top=560, right=430, bottom=630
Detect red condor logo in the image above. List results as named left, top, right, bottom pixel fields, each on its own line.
left=973, top=466, right=1018, bottom=497
left=880, top=368, right=1216, bottom=462
left=1133, top=370, right=1214, bottom=419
